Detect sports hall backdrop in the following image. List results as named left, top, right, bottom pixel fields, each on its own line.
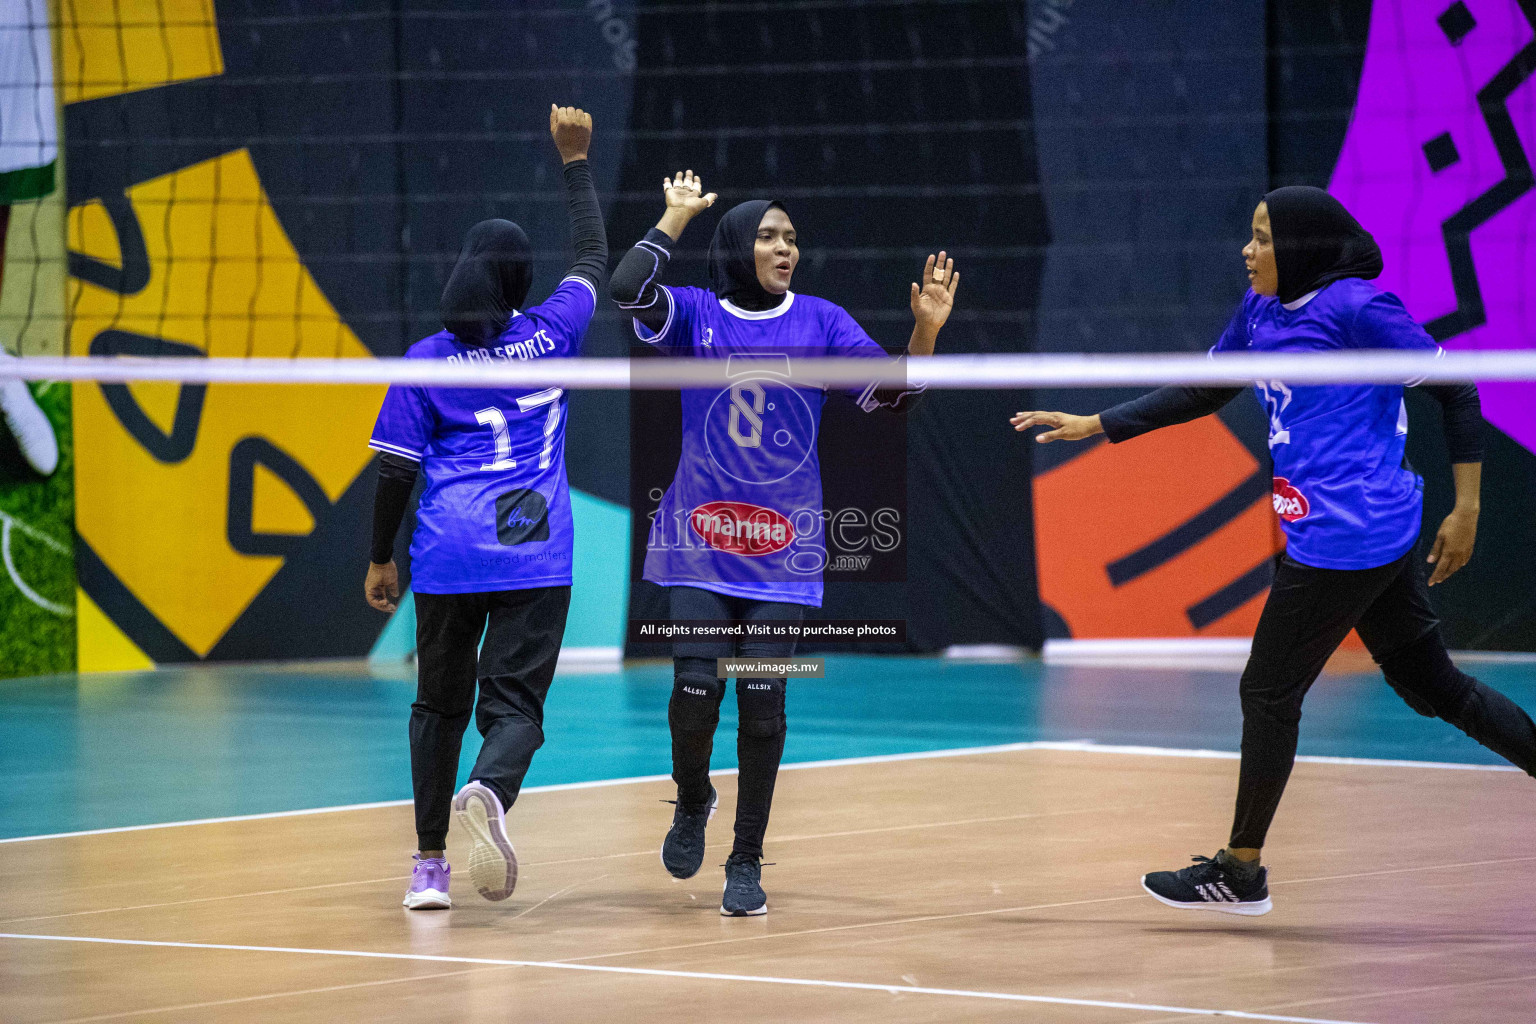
left=0, top=0, right=1532, bottom=679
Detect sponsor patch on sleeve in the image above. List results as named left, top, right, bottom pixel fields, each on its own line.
left=1271, top=477, right=1310, bottom=522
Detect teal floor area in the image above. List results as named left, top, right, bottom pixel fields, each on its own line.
left=3, top=655, right=1534, bottom=840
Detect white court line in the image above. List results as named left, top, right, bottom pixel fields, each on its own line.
left=773, top=739, right=1522, bottom=774
left=1, top=740, right=1517, bottom=845
left=0, top=932, right=1376, bottom=1024
left=0, top=797, right=417, bottom=844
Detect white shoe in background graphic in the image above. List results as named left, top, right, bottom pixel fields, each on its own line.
left=0, top=352, right=59, bottom=477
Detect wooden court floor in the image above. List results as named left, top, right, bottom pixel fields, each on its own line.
left=4, top=747, right=1535, bottom=1023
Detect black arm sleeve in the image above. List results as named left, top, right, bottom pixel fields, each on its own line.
left=370, top=453, right=418, bottom=564
left=560, top=159, right=607, bottom=288
left=1417, top=381, right=1485, bottom=463
left=1098, top=385, right=1245, bottom=443
left=609, top=228, right=675, bottom=332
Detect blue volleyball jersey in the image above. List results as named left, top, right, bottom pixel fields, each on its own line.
left=637, top=285, right=899, bottom=606
left=1212, top=278, right=1440, bottom=570
left=369, top=277, right=596, bottom=593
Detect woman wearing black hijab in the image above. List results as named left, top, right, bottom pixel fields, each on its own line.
left=366, top=106, right=606, bottom=910
left=1013, top=186, right=1536, bottom=915
left=610, top=170, right=956, bottom=916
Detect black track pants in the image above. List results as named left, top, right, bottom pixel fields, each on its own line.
left=666, top=585, right=804, bottom=858
left=1229, top=552, right=1536, bottom=849
left=411, top=586, right=571, bottom=851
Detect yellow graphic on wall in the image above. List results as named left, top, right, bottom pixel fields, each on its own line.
left=61, top=0, right=223, bottom=104
left=69, top=149, right=384, bottom=657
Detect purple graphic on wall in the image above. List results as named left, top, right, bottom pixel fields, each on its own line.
left=1330, top=0, right=1536, bottom=453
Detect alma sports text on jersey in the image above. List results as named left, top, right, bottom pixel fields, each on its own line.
left=444, top=328, right=560, bottom=366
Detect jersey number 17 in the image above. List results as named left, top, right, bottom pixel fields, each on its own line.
left=475, top=387, right=564, bottom=471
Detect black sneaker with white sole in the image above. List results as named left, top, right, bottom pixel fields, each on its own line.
left=1142, top=852, right=1272, bottom=916
left=720, top=852, right=767, bottom=917
left=660, top=784, right=717, bottom=879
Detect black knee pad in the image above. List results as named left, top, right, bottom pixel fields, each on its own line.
left=737, top=677, right=787, bottom=739
left=669, top=658, right=725, bottom=733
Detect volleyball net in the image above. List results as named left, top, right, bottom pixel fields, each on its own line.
left=3, top=0, right=1535, bottom=676
left=7, top=351, right=1536, bottom=390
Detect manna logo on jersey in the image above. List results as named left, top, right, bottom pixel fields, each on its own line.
left=1272, top=477, right=1310, bottom=522
left=690, top=501, right=793, bottom=556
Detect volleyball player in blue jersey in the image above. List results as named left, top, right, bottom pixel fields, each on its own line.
left=365, top=106, right=605, bottom=910
left=610, top=171, right=954, bottom=916
left=1013, top=186, right=1536, bottom=915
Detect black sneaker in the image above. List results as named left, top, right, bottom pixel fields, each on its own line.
left=720, top=852, right=767, bottom=917
left=660, top=784, right=717, bottom=879
left=1141, top=852, right=1272, bottom=916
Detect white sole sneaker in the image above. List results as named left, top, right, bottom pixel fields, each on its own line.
left=719, top=901, right=767, bottom=918
left=402, top=887, right=451, bottom=910
left=1141, top=878, right=1273, bottom=916
left=454, top=782, right=517, bottom=901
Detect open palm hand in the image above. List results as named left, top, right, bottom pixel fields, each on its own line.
left=910, top=251, right=958, bottom=333
left=663, top=169, right=717, bottom=215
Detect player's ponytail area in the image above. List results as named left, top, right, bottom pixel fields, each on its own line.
left=5, top=351, right=1536, bottom=1024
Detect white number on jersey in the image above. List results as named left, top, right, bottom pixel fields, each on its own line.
left=728, top=381, right=765, bottom=448
left=1258, top=380, right=1293, bottom=448
left=475, top=407, right=515, bottom=470
left=516, top=387, right=565, bottom=470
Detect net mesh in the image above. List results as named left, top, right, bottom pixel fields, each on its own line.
left=0, top=0, right=1531, bottom=677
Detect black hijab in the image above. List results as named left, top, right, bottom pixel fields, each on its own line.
left=440, top=219, right=533, bottom=346
left=708, top=199, right=786, bottom=310
left=1262, top=186, right=1383, bottom=304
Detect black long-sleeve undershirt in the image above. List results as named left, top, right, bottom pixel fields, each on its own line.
left=1098, top=385, right=1244, bottom=443
left=370, top=453, right=418, bottom=564
left=560, top=158, right=607, bottom=288
left=1099, top=382, right=1485, bottom=463
left=1417, top=382, right=1485, bottom=463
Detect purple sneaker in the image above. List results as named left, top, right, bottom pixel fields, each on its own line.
left=402, top=854, right=451, bottom=910
left=453, top=780, right=517, bottom=901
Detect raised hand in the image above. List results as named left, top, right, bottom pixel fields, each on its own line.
left=910, top=251, right=959, bottom=334
left=663, top=169, right=718, bottom=215
left=550, top=104, right=593, bottom=164
left=654, top=169, right=718, bottom=241
left=1009, top=410, right=1103, bottom=443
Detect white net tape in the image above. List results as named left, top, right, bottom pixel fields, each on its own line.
left=4, top=351, right=1536, bottom=389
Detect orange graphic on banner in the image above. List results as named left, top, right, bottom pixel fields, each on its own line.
left=1034, top=417, right=1285, bottom=639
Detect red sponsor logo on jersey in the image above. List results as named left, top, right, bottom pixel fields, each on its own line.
left=1272, top=477, right=1310, bottom=522
left=690, top=501, right=794, bottom=556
